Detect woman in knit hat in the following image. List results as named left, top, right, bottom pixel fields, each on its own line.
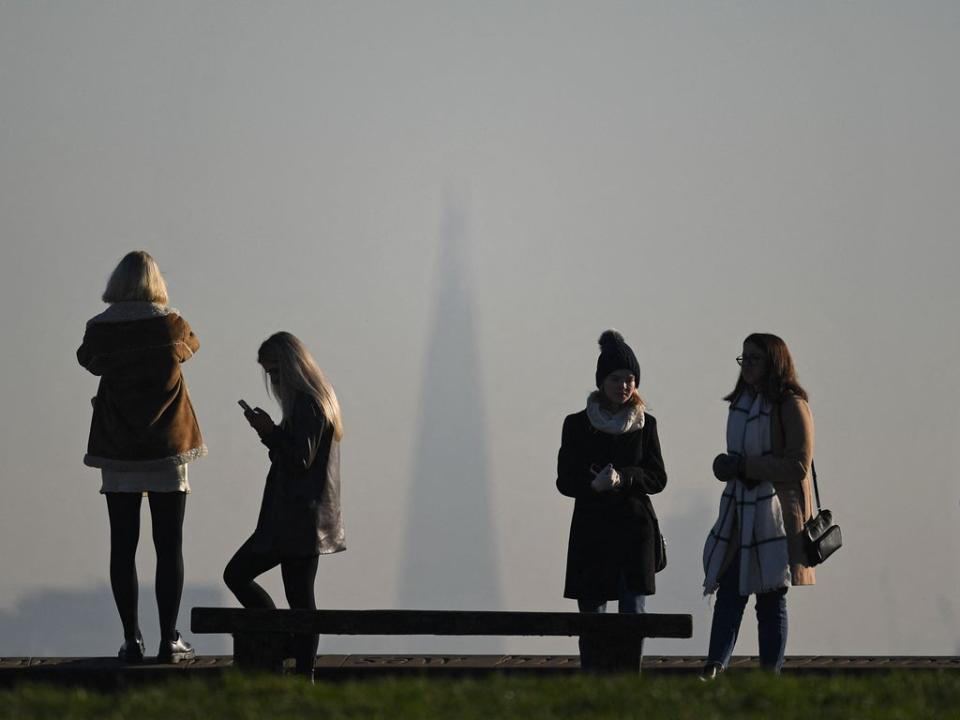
left=556, top=330, right=668, bottom=671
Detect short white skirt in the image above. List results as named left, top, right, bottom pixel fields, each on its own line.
left=100, top=464, right=190, bottom=494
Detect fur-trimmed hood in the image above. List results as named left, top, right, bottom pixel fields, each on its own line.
left=86, top=301, right=180, bottom=326
left=78, top=304, right=206, bottom=470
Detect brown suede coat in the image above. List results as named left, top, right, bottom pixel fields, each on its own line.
left=739, top=394, right=816, bottom=586
left=78, top=302, right=206, bottom=471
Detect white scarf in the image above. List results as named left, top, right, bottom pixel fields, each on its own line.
left=585, top=392, right=645, bottom=435
left=703, top=391, right=790, bottom=596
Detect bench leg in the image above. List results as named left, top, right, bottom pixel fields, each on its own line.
left=612, top=634, right=643, bottom=675
left=580, top=633, right=643, bottom=675
left=233, top=632, right=286, bottom=673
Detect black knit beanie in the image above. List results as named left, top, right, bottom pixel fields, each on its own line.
left=595, top=330, right=641, bottom=388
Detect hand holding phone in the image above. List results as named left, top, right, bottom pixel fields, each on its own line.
left=591, top=464, right=620, bottom=492
left=239, top=400, right=276, bottom=437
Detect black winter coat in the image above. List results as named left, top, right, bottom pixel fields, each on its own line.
left=557, top=410, right=667, bottom=599
left=252, top=392, right=345, bottom=558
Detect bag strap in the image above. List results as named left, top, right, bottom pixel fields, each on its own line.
left=778, top=401, right=822, bottom=511
left=811, top=460, right=821, bottom=511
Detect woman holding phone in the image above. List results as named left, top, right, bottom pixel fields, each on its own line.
left=556, top=330, right=667, bottom=671
left=224, top=331, right=345, bottom=680
left=77, top=250, right=206, bottom=663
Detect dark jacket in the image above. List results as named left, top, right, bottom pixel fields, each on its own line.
left=252, top=392, right=345, bottom=557
left=557, top=410, right=667, bottom=598
left=77, top=302, right=206, bottom=470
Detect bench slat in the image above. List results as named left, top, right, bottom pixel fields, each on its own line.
left=192, top=608, right=692, bottom=639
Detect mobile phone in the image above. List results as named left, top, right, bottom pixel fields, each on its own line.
left=238, top=399, right=253, bottom=413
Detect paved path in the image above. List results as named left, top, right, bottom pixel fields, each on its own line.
left=1, top=655, right=957, bottom=687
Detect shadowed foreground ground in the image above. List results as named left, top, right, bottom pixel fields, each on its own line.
left=2, top=671, right=959, bottom=720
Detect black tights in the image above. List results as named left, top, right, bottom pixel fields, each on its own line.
left=223, top=536, right=319, bottom=671
left=105, top=492, right=185, bottom=644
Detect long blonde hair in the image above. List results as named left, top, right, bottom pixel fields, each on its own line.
left=102, top=250, right=169, bottom=304
left=258, top=331, right=344, bottom=441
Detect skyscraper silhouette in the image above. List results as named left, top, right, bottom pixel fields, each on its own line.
left=397, top=195, right=502, bottom=652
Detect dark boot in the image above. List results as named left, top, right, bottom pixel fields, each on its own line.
left=117, top=632, right=145, bottom=663
left=699, top=662, right=724, bottom=681
left=157, top=631, right=195, bottom=664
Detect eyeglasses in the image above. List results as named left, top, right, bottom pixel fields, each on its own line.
left=736, top=354, right=764, bottom=367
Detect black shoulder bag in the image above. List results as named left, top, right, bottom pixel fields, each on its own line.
left=802, top=462, right=842, bottom=566
left=777, top=402, right=842, bottom=566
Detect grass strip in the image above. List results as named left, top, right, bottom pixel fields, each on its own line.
left=2, top=671, right=958, bottom=720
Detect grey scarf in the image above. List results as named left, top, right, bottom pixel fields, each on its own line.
left=585, top=391, right=645, bottom=435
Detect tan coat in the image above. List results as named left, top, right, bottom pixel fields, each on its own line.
left=743, top=394, right=816, bottom=585
left=78, top=303, right=206, bottom=471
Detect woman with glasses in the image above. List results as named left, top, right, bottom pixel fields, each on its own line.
left=556, top=330, right=667, bottom=671
left=701, top=333, right=816, bottom=678
left=77, top=251, right=206, bottom=663
left=223, top=331, right=345, bottom=681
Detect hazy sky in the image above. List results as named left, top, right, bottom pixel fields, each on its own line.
left=1, top=1, right=958, bottom=657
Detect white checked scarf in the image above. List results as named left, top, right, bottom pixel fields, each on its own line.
left=703, top=391, right=790, bottom=596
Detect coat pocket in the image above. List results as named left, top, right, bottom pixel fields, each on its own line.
left=629, top=496, right=666, bottom=572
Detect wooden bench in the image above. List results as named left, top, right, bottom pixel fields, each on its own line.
left=191, top=608, right=693, bottom=674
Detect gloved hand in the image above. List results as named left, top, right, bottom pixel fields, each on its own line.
left=591, top=463, right=621, bottom=492
left=712, top=453, right=743, bottom=482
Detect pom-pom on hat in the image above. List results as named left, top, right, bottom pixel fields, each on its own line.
left=595, top=329, right=641, bottom=388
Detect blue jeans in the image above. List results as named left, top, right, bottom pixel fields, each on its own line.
left=577, top=574, right=646, bottom=670
left=706, top=554, right=788, bottom=673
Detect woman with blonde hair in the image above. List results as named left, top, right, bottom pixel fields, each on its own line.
left=77, top=250, right=206, bottom=663
left=224, top=331, right=345, bottom=680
